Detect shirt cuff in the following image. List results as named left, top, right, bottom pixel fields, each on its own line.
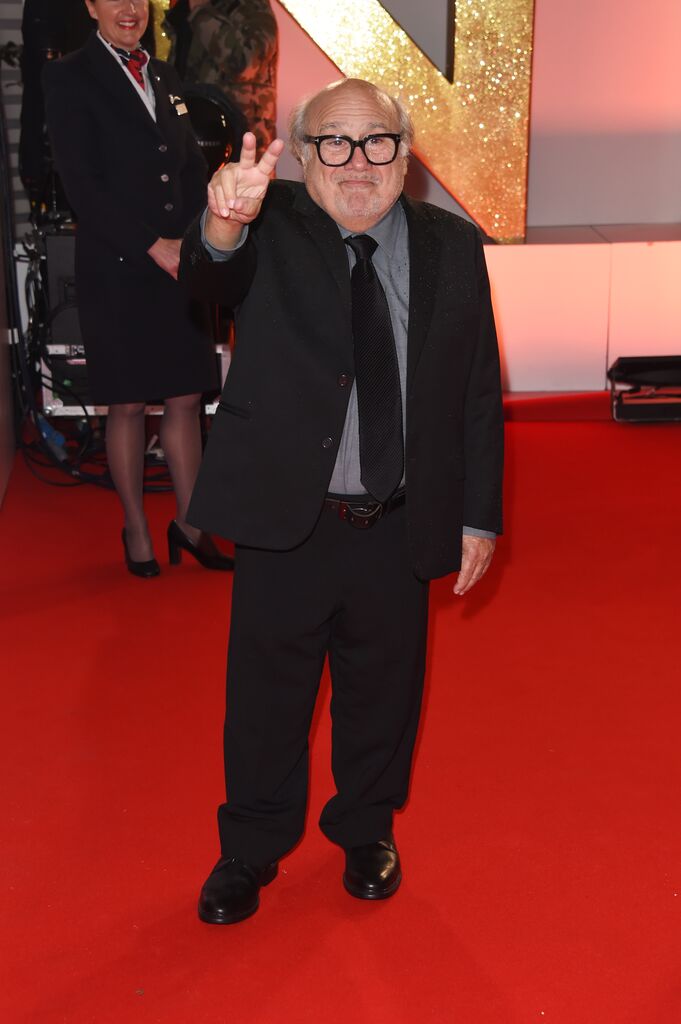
left=462, top=526, right=497, bottom=539
left=200, top=209, right=248, bottom=261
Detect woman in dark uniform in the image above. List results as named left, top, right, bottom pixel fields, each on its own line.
left=43, top=0, right=231, bottom=576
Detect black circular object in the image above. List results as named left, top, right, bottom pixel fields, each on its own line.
left=183, top=84, right=246, bottom=175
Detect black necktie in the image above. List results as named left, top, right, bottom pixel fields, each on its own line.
left=345, top=234, right=404, bottom=503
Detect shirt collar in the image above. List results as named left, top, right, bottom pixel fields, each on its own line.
left=337, top=200, right=405, bottom=258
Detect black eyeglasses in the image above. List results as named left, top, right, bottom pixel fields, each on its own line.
left=303, top=133, right=402, bottom=167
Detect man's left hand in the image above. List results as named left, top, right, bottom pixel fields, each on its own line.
left=453, top=534, right=496, bottom=596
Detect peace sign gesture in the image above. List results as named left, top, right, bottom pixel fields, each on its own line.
left=205, top=132, right=285, bottom=250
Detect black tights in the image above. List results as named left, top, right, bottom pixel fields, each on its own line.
left=106, top=394, right=202, bottom=561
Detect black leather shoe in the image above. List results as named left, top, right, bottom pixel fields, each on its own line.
left=198, top=857, right=278, bottom=924
left=121, top=529, right=160, bottom=578
left=167, top=520, right=234, bottom=571
left=343, top=837, right=402, bottom=900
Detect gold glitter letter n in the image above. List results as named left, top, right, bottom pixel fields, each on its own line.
left=278, top=0, right=534, bottom=243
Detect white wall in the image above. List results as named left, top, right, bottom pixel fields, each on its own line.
left=528, top=0, right=681, bottom=225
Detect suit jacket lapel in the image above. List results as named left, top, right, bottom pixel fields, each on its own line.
left=288, top=187, right=445, bottom=377
left=83, top=33, right=160, bottom=137
left=402, top=194, right=441, bottom=388
left=291, top=187, right=352, bottom=330
left=148, top=61, right=174, bottom=141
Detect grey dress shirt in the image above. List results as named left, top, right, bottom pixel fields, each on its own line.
left=201, top=205, right=496, bottom=538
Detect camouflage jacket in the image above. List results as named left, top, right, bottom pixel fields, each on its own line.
left=165, top=0, right=278, bottom=157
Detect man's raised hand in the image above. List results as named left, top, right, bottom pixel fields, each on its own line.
left=205, top=132, right=285, bottom=250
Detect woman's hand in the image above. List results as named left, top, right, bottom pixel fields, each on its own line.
left=147, top=237, right=182, bottom=279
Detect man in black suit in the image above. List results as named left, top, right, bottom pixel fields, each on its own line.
left=180, top=78, right=504, bottom=924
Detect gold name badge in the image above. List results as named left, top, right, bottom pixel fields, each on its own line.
left=279, top=0, right=534, bottom=243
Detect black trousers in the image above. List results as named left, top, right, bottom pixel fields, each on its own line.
left=217, top=502, right=430, bottom=867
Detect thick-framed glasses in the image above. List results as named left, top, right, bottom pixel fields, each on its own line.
left=303, top=133, right=402, bottom=167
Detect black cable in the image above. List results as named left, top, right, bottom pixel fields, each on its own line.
left=12, top=226, right=173, bottom=491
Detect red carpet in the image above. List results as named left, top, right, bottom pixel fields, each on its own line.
left=503, top=390, right=612, bottom=420
left=2, top=415, right=681, bottom=1023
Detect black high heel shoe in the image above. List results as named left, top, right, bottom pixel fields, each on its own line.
left=167, top=520, right=234, bottom=571
left=122, top=529, right=160, bottom=578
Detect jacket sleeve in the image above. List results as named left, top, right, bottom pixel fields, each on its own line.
left=179, top=121, right=210, bottom=223
left=42, top=59, right=159, bottom=260
left=462, top=229, right=504, bottom=534
left=179, top=210, right=257, bottom=307
left=154, top=60, right=209, bottom=221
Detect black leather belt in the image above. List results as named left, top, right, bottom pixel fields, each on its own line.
left=323, top=488, right=406, bottom=530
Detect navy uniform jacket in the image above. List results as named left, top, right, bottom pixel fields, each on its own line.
left=43, top=33, right=216, bottom=403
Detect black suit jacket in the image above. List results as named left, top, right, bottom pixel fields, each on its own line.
left=180, top=181, right=504, bottom=580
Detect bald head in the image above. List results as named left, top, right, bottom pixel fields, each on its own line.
left=288, top=78, right=413, bottom=233
left=289, top=79, right=413, bottom=164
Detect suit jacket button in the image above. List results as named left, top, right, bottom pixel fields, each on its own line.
left=160, top=173, right=169, bottom=182
left=337, top=373, right=351, bottom=387
left=164, top=202, right=174, bottom=212
left=158, top=144, right=168, bottom=153
left=321, top=437, right=334, bottom=449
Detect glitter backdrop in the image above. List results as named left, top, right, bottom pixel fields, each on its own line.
left=152, top=0, right=171, bottom=61
left=153, top=0, right=534, bottom=241
left=278, top=0, right=533, bottom=242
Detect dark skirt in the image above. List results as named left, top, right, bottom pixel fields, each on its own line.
left=76, top=237, right=218, bottom=405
